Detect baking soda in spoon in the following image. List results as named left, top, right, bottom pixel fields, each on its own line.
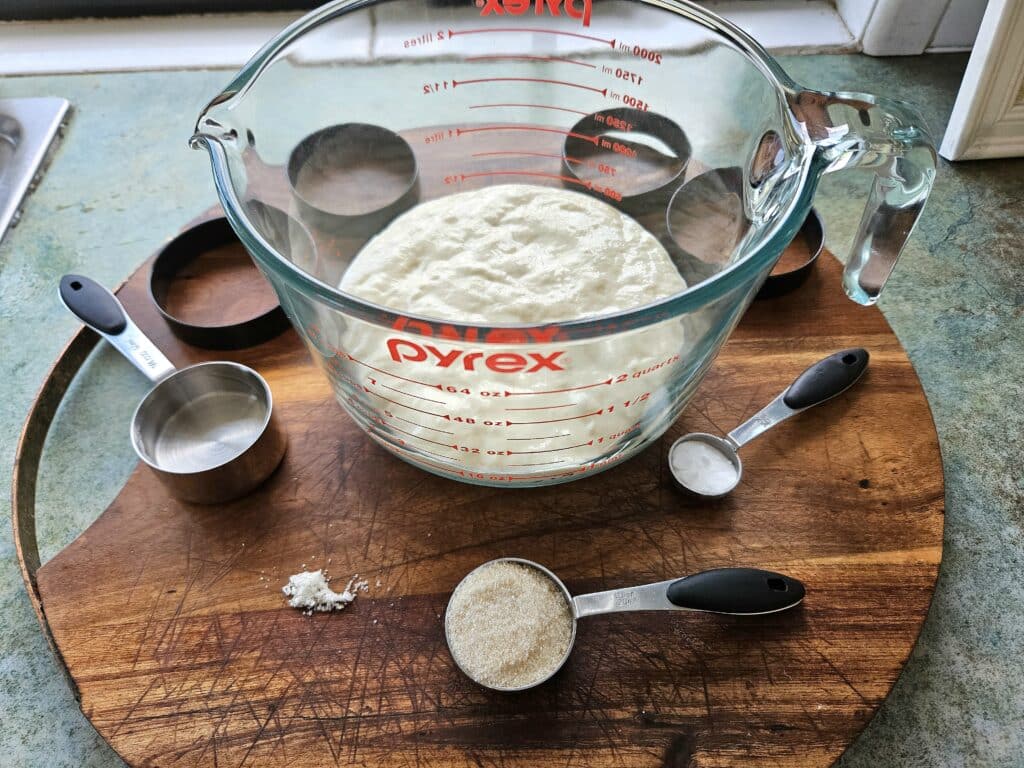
left=670, top=439, right=739, bottom=496
left=669, top=349, right=870, bottom=498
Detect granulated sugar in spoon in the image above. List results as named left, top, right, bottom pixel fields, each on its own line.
left=444, top=557, right=804, bottom=691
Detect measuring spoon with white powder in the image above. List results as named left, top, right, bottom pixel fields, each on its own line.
left=669, top=348, right=869, bottom=498
left=445, top=557, right=805, bottom=692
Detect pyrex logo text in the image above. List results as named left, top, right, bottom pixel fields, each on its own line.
left=476, top=0, right=593, bottom=27
left=387, top=339, right=565, bottom=374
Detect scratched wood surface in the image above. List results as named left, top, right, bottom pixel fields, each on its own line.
left=28, top=125, right=944, bottom=768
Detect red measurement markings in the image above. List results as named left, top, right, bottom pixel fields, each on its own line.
left=472, top=150, right=596, bottom=168
left=385, top=420, right=454, bottom=449
left=344, top=351, right=443, bottom=390
left=505, top=403, right=574, bottom=411
left=510, top=409, right=604, bottom=425
left=466, top=54, right=596, bottom=68
left=509, top=460, right=566, bottom=467
left=381, top=382, right=445, bottom=404
left=347, top=397, right=456, bottom=446
left=419, top=448, right=463, bottom=463
left=460, top=169, right=595, bottom=190
left=388, top=443, right=462, bottom=465
left=344, top=394, right=383, bottom=425
left=455, top=169, right=621, bottom=203
left=510, top=439, right=595, bottom=455
left=448, top=27, right=615, bottom=47
left=453, top=77, right=606, bottom=96
left=382, top=440, right=629, bottom=483
left=381, top=442, right=478, bottom=474
left=504, top=377, right=614, bottom=396
left=364, top=383, right=448, bottom=419
left=326, top=363, right=360, bottom=391
left=469, top=104, right=589, bottom=116
left=564, top=154, right=596, bottom=166
left=514, top=453, right=629, bottom=481
left=389, top=412, right=453, bottom=436
left=456, top=125, right=598, bottom=145
left=508, top=434, right=570, bottom=440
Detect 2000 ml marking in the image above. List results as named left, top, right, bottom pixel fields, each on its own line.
left=403, top=27, right=663, bottom=68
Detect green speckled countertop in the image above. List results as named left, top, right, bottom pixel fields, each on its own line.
left=2, top=54, right=1022, bottom=766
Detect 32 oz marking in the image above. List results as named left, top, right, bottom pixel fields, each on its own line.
left=451, top=445, right=511, bottom=456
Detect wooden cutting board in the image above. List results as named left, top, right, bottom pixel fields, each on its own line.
left=15, top=127, right=944, bottom=768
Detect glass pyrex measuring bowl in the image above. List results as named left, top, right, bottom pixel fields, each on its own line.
left=191, top=0, right=935, bottom=487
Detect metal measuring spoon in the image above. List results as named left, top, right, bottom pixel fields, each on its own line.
left=445, top=557, right=805, bottom=692
left=669, top=348, right=869, bottom=498
left=59, top=275, right=286, bottom=504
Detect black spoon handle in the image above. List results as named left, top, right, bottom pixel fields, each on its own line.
left=59, top=274, right=175, bottom=382
left=666, top=568, right=806, bottom=615
left=783, top=348, right=870, bottom=410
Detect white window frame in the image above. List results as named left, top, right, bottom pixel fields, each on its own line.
left=0, top=0, right=989, bottom=76
left=836, top=0, right=989, bottom=55
left=940, top=0, right=1024, bottom=159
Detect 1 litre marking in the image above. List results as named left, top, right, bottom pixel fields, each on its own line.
left=456, top=125, right=598, bottom=145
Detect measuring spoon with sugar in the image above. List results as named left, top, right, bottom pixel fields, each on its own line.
left=669, top=348, right=869, bottom=498
left=446, top=557, right=805, bottom=692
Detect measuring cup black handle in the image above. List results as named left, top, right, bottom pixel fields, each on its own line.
left=60, top=274, right=128, bottom=334
left=59, top=274, right=176, bottom=383
left=666, top=568, right=805, bottom=615
left=783, top=348, right=869, bottom=410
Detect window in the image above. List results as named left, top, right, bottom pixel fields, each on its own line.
left=1, top=0, right=314, bottom=21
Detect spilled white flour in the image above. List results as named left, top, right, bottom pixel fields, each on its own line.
left=282, top=570, right=367, bottom=615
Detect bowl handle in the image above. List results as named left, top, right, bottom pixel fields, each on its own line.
left=793, top=90, right=937, bottom=306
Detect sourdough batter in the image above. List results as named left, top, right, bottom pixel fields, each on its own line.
left=336, top=185, right=688, bottom=475
left=341, top=184, right=686, bottom=323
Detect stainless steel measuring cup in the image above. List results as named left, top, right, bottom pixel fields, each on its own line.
left=59, top=275, right=287, bottom=504
left=445, top=557, right=804, bottom=692
left=669, top=348, right=869, bottom=498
